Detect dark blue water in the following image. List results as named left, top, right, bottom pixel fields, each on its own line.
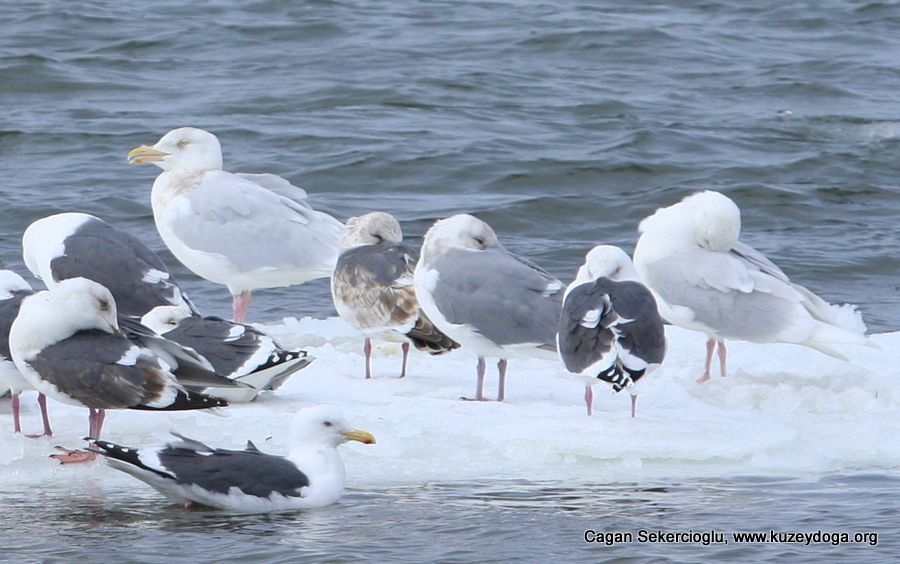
left=3, top=0, right=900, bottom=560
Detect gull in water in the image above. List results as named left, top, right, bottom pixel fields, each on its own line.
left=557, top=246, right=666, bottom=416
left=9, top=278, right=230, bottom=463
left=414, top=214, right=563, bottom=401
left=633, top=190, right=874, bottom=383
left=331, top=212, right=459, bottom=379
left=89, top=406, right=375, bottom=512
left=127, top=127, right=345, bottom=323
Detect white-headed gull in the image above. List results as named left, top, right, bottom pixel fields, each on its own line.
left=414, top=214, right=563, bottom=401
left=89, top=405, right=375, bottom=512
left=633, top=190, right=874, bottom=383
left=558, top=246, right=666, bottom=416
left=127, top=127, right=345, bottom=323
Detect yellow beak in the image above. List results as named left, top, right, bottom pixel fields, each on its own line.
left=342, top=429, right=376, bottom=445
left=127, top=145, right=169, bottom=165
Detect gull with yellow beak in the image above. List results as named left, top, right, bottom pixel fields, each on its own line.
left=89, top=406, right=376, bottom=512
left=128, top=127, right=345, bottom=323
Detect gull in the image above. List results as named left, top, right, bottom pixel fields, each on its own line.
left=414, top=214, right=563, bottom=401
left=558, top=246, right=666, bottom=416
left=89, top=406, right=375, bottom=512
left=331, top=212, right=458, bottom=379
left=9, top=278, right=230, bottom=463
left=127, top=127, right=345, bottom=322
left=633, top=190, right=874, bottom=383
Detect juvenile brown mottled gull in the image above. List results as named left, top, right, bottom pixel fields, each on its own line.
left=331, top=212, right=459, bottom=379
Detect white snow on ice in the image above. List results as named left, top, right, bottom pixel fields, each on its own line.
left=0, top=316, right=897, bottom=491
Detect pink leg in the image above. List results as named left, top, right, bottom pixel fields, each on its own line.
left=399, top=342, right=410, bottom=378
left=497, top=359, right=508, bottom=402
left=11, top=392, right=21, bottom=434
left=462, top=357, right=488, bottom=401
left=630, top=394, right=638, bottom=418
left=584, top=385, right=593, bottom=416
left=696, top=338, right=716, bottom=384
left=51, top=408, right=104, bottom=464
left=717, top=340, right=728, bottom=378
left=232, top=290, right=252, bottom=323
left=24, top=393, right=53, bottom=438
left=364, top=338, right=373, bottom=379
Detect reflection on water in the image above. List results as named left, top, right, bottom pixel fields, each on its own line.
left=0, top=475, right=895, bottom=562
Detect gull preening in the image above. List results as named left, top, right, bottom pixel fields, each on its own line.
left=127, top=127, right=345, bottom=323
left=331, top=212, right=459, bottom=379
left=558, top=246, right=666, bottom=416
left=414, top=214, right=563, bottom=401
left=633, top=190, right=874, bottom=383
left=9, top=278, right=231, bottom=463
left=89, top=406, right=375, bottom=512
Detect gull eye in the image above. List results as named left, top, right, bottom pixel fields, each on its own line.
left=323, top=421, right=333, bottom=428
left=177, top=138, right=189, bottom=148
left=98, top=299, right=110, bottom=312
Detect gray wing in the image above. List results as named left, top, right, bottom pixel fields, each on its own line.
left=172, top=171, right=344, bottom=273
left=157, top=442, right=310, bottom=498
left=644, top=248, right=800, bottom=341
left=234, top=173, right=310, bottom=207
left=557, top=283, right=617, bottom=374
left=431, top=249, right=563, bottom=347
left=162, top=316, right=303, bottom=379
left=0, top=290, right=32, bottom=359
left=118, top=317, right=245, bottom=389
left=29, top=330, right=227, bottom=410
left=603, top=279, right=667, bottom=367
left=91, top=435, right=307, bottom=498
left=729, top=240, right=790, bottom=283
left=29, top=329, right=178, bottom=409
left=50, top=218, right=198, bottom=317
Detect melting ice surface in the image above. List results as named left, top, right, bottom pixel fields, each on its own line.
left=0, top=317, right=895, bottom=486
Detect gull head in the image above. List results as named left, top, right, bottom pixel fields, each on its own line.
left=140, top=305, right=191, bottom=335
left=128, top=127, right=224, bottom=172
left=12, top=278, right=120, bottom=358
left=638, top=190, right=740, bottom=253
left=685, top=191, right=741, bottom=252
left=576, top=245, right=640, bottom=285
left=289, top=405, right=376, bottom=451
left=0, top=270, right=32, bottom=300
left=340, top=212, right=403, bottom=251
left=420, top=214, right=500, bottom=262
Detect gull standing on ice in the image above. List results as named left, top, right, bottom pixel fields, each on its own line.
left=331, top=212, right=459, bottom=379
left=633, top=190, right=874, bottom=383
left=23, top=212, right=313, bottom=400
left=557, top=246, right=666, bottom=417
left=414, top=214, right=563, bottom=401
left=127, top=127, right=345, bottom=323
left=9, top=278, right=230, bottom=463
left=0, top=270, right=53, bottom=437
left=89, top=406, right=375, bottom=512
